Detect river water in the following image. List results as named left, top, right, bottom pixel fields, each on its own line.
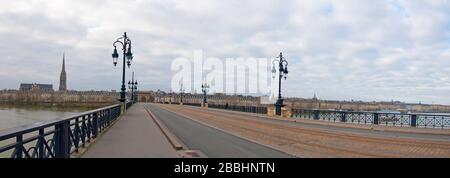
left=0, top=105, right=93, bottom=157
left=0, top=105, right=89, bottom=131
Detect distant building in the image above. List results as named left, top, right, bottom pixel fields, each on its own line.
left=59, top=53, right=67, bottom=91
left=18, top=53, right=66, bottom=92
left=20, top=83, right=53, bottom=92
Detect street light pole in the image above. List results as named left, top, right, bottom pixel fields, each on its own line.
left=128, top=72, right=138, bottom=103
left=272, top=52, right=289, bottom=116
left=180, top=82, right=184, bottom=105
left=112, top=32, right=134, bottom=112
left=201, top=82, right=209, bottom=108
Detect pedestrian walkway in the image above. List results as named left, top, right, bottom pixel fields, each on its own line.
left=82, top=103, right=180, bottom=158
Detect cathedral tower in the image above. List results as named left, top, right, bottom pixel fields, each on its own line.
left=59, top=53, right=67, bottom=91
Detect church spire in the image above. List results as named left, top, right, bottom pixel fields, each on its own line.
left=62, top=53, right=65, bottom=73
left=59, top=53, right=67, bottom=91
left=313, top=93, right=318, bottom=100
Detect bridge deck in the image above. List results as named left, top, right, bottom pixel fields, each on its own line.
left=81, top=103, right=180, bottom=158
left=157, top=104, right=450, bottom=158
left=80, top=103, right=450, bottom=158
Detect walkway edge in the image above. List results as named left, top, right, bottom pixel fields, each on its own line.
left=145, top=107, right=184, bottom=150
left=75, top=113, right=124, bottom=158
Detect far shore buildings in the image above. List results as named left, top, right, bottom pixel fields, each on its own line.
left=19, top=83, right=53, bottom=92
left=19, top=54, right=67, bottom=92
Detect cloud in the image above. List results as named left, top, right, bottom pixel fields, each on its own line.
left=0, top=0, right=449, bottom=104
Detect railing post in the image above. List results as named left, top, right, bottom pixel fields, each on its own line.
left=314, top=110, right=320, bottom=120
left=411, top=115, right=417, bottom=127
left=341, top=112, right=347, bottom=122
left=74, top=118, right=80, bottom=152
left=373, top=113, right=379, bottom=125
left=92, top=112, right=99, bottom=138
left=108, top=108, right=112, bottom=126
left=54, top=121, right=70, bottom=158
left=80, top=116, right=86, bottom=147
left=38, top=129, right=44, bottom=158
left=15, top=135, right=23, bottom=158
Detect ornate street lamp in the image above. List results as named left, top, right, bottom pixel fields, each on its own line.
left=112, top=32, right=134, bottom=106
left=179, top=81, right=185, bottom=104
left=201, top=82, right=210, bottom=107
left=272, top=52, right=289, bottom=116
left=128, top=71, right=138, bottom=103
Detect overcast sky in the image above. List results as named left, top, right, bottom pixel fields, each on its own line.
left=0, top=0, right=449, bottom=104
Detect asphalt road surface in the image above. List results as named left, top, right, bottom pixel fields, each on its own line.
left=146, top=104, right=293, bottom=158
left=154, top=104, right=450, bottom=158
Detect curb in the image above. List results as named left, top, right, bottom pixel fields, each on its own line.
left=144, top=107, right=184, bottom=150
left=145, top=105, right=208, bottom=158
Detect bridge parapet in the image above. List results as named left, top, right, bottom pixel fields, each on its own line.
left=291, top=109, right=450, bottom=129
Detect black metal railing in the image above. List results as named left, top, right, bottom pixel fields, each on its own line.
left=0, top=104, right=122, bottom=158
left=183, top=103, right=202, bottom=107
left=292, top=109, right=450, bottom=129
left=208, top=104, right=267, bottom=114
left=126, top=101, right=134, bottom=109
left=178, top=102, right=267, bottom=114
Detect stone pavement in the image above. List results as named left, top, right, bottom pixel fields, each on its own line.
left=81, top=103, right=180, bottom=158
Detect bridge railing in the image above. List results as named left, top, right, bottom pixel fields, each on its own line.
left=208, top=104, right=268, bottom=114
left=291, top=109, right=450, bottom=129
left=183, top=102, right=202, bottom=107
left=126, top=101, right=134, bottom=109
left=0, top=104, right=122, bottom=158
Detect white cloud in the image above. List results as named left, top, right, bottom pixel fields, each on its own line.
left=0, top=0, right=449, bottom=104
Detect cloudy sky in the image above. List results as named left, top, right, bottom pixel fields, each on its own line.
left=0, top=0, right=449, bottom=104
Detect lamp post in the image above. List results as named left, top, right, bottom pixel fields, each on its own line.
left=112, top=32, right=134, bottom=111
left=128, top=72, right=138, bottom=103
left=272, top=52, right=289, bottom=116
left=170, top=90, right=173, bottom=104
left=179, top=82, right=185, bottom=105
left=201, top=82, right=209, bottom=108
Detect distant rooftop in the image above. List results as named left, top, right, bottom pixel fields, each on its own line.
left=19, top=83, right=53, bottom=92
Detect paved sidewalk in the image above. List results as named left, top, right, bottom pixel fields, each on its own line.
left=82, top=103, right=180, bottom=158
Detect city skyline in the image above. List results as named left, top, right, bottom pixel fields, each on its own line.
left=0, top=1, right=449, bottom=104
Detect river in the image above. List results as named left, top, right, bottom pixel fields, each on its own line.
left=0, top=105, right=91, bottom=131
